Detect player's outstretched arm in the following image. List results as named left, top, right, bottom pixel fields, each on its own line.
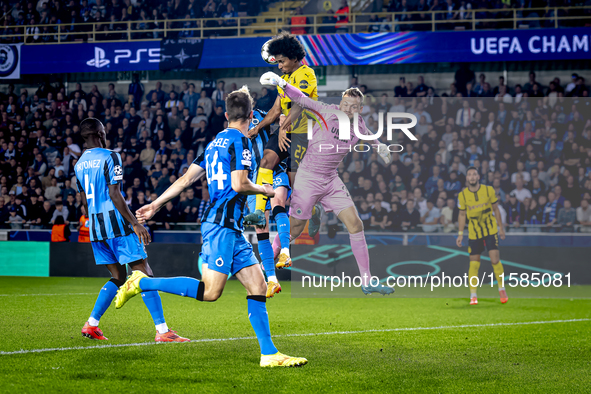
left=231, top=170, right=275, bottom=197
left=136, top=164, right=205, bottom=223
left=261, top=72, right=325, bottom=113
left=109, top=184, right=151, bottom=245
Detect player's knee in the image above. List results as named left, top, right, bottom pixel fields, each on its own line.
left=203, top=287, right=223, bottom=302
left=349, top=218, right=364, bottom=234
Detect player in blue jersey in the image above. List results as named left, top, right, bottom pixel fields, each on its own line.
left=246, top=109, right=292, bottom=298
left=75, top=118, right=189, bottom=343
left=116, top=87, right=308, bottom=368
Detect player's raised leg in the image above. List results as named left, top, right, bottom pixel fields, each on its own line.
left=234, top=257, right=307, bottom=368
left=338, top=206, right=394, bottom=295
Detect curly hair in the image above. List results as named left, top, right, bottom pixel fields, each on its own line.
left=267, top=31, right=306, bottom=61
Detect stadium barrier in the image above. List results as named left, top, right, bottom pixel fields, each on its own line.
left=2, top=6, right=590, bottom=43
left=0, top=233, right=588, bottom=281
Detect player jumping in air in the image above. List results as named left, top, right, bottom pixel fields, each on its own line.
left=244, top=32, right=322, bottom=270
left=117, top=87, right=308, bottom=368
left=456, top=167, right=508, bottom=305
left=75, top=118, right=189, bottom=342
left=258, top=72, right=395, bottom=295
left=247, top=108, right=292, bottom=298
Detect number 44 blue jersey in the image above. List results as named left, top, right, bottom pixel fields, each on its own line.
left=200, top=127, right=253, bottom=232
left=74, top=148, right=134, bottom=242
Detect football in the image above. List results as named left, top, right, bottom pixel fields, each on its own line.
left=261, top=39, right=277, bottom=64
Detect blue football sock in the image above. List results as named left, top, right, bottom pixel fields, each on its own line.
left=140, top=277, right=200, bottom=299
left=89, top=280, right=118, bottom=323
left=258, top=237, right=276, bottom=279
left=141, top=291, right=166, bottom=325
left=276, top=212, right=291, bottom=249
left=247, top=296, right=278, bottom=355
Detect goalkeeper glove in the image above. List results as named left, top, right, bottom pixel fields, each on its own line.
left=377, top=143, right=392, bottom=165
left=260, top=72, right=287, bottom=89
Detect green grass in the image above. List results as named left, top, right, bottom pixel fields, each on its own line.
left=0, top=277, right=590, bottom=393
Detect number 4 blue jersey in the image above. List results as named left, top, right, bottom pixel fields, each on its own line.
left=74, top=148, right=134, bottom=242
left=201, top=127, right=253, bottom=232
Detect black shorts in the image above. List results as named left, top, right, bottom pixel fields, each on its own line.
left=468, top=234, right=499, bottom=256
left=264, top=132, right=308, bottom=172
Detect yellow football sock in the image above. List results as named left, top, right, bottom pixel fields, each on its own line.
left=492, top=261, right=505, bottom=289
left=469, top=260, right=481, bottom=294
left=255, top=168, right=274, bottom=212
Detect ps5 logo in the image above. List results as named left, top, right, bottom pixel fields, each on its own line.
left=86, top=47, right=109, bottom=68
left=86, top=46, right=161, bottom=69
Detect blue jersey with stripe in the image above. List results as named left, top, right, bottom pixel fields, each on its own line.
left=200, top=128, right=253, bottom=232
left=74, top=148, right=133, bottom=242
left=250, top=109, right=288, bottom=179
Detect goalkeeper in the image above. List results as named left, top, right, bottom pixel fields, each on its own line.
left=259, top=71, right=394, bottom=295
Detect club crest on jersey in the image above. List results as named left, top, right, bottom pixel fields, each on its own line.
left=296, top=208, right=302, bottom=215
left=299, top=80, right=309, bottom=90
left=215, top=257, right=224, bottom=267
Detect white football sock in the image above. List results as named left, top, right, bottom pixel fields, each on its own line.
left=88, top=317, right=100, bottom=326
left=156, top=323, right=169, bottom=334
left=268, top=275, right=278, bottom=283
left=470, top=293, right=478, bottom=298
left=280, top=247, right=290, bottom=257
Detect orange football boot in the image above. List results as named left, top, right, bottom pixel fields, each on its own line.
left=82, top=322, right=108, bottom=340
left=155, top=330, right=190, bottom=343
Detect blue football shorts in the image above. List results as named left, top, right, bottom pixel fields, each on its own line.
left=91, top=233, right=147, bottom=265
left=199, top=222, right=258, bottom=276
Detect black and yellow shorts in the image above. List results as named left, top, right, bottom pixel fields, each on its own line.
left=468, top=234, right=499, bottom=256
left=264, top=132, right=308, bottom=172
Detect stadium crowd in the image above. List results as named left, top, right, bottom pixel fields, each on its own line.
left=0, top=68, right=590, bottom=235
left=0, top=0, right=274, bottom=42
left=2, top=0, right=589, bottom=43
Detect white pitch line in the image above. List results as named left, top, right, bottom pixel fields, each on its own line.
left=0, top=293, right=96, bottom=297
left=1, top=318, right=589, bottom=356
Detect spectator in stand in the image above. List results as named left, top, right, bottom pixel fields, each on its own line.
left=576, top=199, right=591, bottom=233
left=420, top=199, right=441, bottom=232
left=556, top=200, right=576, bottom=232
left=400, top=199, right=420, bottom=232
left=51, top=215, right=70, bottom=242
left=146, top=81, right=166, bottom=104
left=440, top=197, right=458, bottom=232
left=182, top=83, right=198, bottom=116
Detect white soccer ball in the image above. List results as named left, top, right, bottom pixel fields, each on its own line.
left=261, top=40, right=278, bottom=65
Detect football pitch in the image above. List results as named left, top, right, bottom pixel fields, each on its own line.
left=1, top=277, right=590, bottom=393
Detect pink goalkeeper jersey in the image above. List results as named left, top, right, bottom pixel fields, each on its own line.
left=284, top=84, right=370, bottom=177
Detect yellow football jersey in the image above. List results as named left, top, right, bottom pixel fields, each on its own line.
left=277, top=65, right=318, bottom=134
left=458, top=185, right=499, bottom=240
